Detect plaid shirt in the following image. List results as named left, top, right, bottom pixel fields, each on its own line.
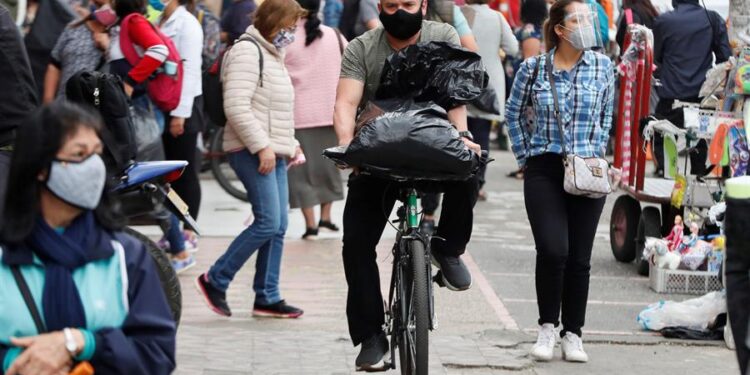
left=505, top=50, right=615, bottom=167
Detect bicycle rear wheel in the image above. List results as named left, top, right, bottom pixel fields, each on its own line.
left=399, top=239, right=430, bottom=375
left=209, top=128, right=248, bottom=202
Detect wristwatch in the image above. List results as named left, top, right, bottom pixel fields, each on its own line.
left=63, top=328, right=79, bottom=358
left=459, top=130, right=474, bottom=142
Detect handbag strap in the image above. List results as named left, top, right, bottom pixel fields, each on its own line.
left=545, top=52, right=568, bottom=160
left=11, top=266, right=47, bottom=334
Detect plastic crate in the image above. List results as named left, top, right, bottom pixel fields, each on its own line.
left=649, top=264, right=723, bottom=295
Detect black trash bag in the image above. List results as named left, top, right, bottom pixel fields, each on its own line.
left=471, top=87, right=501, bottom=115
left=375, top=41, right=488, bottom=110
left=660, top=313, right=727, bottom=341
left=323, top=100, right=481, bottom=181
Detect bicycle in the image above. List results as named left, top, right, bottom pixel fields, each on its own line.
left=201, top=126, right=248, bottom=202
left=384, top=186, right=444, bottom=375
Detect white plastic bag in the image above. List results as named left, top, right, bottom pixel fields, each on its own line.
left=637, top=291, right=727, bottom=331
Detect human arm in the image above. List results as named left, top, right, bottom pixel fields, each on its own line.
left=123, top=15, right=169, bottom=87
left=711, top=12, right=731, bottom=64
left=334, top=40, right=366, bottom=145
left=360, top=0, right=380, bottom=30
left=652, top=17, right=663, bottom=66
left=452, top=6, right=477, bottom=52
left=170, top=17, right=204, bottom=120
left=42, top=64, right=61, bottom=104
left=505, top=58, right=536, bottom=167
left=87, top=234, right=176, bottom=374
left=498, top=12, right=518, bottom=58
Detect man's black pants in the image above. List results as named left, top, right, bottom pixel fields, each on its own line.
left=342, top=173, right=479, bottom=345
left=725, top=198, right=750, bottom=375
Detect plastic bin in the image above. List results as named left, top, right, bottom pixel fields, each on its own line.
left=649, top=264, right=723, bottom=295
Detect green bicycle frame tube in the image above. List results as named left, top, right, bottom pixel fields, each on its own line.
left=407, top=189, right=419, bottom=229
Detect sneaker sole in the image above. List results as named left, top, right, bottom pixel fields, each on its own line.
left=562, top=352, right=588, bottom=363
left=252, top=309, right=304, bottom=319
left=174, top=260, right=196, bottom=275
left=355, top=360, right=388, bottom=372
left=431, top=258, right=472, bottom=291
left=193, top=277, right=231, bottom=317
left=530, top=353, right=554, bottom=362
left=302, top=235, right=318, bottom=241
left=319, top=227, right=339, bottom=233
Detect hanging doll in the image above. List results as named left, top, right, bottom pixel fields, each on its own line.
left=664, top=215, right=684, bottom=252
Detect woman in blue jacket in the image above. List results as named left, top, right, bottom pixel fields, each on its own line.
left=0, top=101, right=176, bottom=375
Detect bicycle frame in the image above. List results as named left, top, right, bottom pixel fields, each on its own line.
left=385, top=188, right=436, bottom=371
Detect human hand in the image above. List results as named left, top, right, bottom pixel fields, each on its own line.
left=123, top=82, right=134, bottom=98
left=257, top=147, right=276, bottom=175
left=93, top=32, right=110, bottom=51
left=169, top=117, right=186, bottom=137
left=6, top=330, right=83, bottom=375
left=462, top=137, right=481, bottom=155
left=287, top=146, right=306, bottom=169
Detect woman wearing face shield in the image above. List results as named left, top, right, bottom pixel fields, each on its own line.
left=505, top=0, right=615, bottom=364
left=0, top=101, right=176, bottom=375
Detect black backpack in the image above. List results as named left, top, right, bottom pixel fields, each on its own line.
left=65, top=71, right=136, bottom=173
left=339, top=0, right=361, bottom=40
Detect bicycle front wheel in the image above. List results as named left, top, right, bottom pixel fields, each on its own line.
left=399, top=239, right=430, bottom=375
left=209, top=128, right=248, bottom=202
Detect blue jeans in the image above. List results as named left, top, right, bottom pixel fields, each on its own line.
left=164, top=214, right=185, bottom=255
left=208, top=150, right=288, bottom=305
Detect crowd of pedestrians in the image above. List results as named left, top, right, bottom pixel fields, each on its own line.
left=0, top=0, right=744, bottom=372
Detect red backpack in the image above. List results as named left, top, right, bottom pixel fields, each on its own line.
left=119, top=13, right=183, bottom=112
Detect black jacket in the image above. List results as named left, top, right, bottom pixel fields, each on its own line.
left=653, top=0, right=731, bottom=100
left=0, top=5, right=37, bottom=147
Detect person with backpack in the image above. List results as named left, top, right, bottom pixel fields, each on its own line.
left=155, top=0, right=204, bottom=273
left=195, top=0, right=306, bottom=319
left=460, top=0, right=517, bottom=199
left=285, top=0, right=346, bottom=240
left=650, top=0, right=731, bottom=176
left=109, top=0, right=169, bottom=107
left=42, top=0, right=114, bottom=103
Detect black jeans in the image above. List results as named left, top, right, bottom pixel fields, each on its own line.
left=468, top=117, right=491, bottom=188
left=524, top=153, right=606, bottom=337
left=343, top=173, right=479, bottom=345
left=163, top=97, right=205, bottom=219
left=725, top=198, right=750, bottom=375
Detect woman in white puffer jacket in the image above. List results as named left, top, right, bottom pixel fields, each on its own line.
left=195, top=0, right=307, bottom=319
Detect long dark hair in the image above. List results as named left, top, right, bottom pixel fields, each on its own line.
left=0, top=101, right=123, bottom=244
left=296, top=0, right=323, bottom=46
left=623, top=0, right=659, bottom=19
left=543, top=0, right=583, bottom=51
left=114, top=0, right=147, bottom=18
left=521, top=0, right=549, bottom=27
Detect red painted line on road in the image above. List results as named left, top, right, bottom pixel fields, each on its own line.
left=463, top=251, right=520, bottom=331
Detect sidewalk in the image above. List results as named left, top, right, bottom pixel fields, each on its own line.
left=164, top=155, right=740, bottom=374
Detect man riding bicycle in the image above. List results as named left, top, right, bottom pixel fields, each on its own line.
left=333, top=0, right=481, bottom=370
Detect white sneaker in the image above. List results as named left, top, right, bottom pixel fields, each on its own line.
left=529, top=324, right=556, bottom=361
left=561, top=332, right=589, bottom=363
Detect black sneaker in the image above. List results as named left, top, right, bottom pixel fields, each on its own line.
left=194, top=273, right=232, bottom=317
left=302, top=227, right=318, bottom=240
left=432, top=253, right=472, bottom=291
left=355, top=332, right=389, bottom=372
left=253, top=300, right=304, bottom=319
left=420, top=219, right=436, bottom=236
left=318, top=220, right=340, bottom=232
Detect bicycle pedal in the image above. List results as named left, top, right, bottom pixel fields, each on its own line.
left=433, top=271, right=446, bottom=288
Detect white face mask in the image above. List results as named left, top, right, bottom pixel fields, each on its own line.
left=46, top=154, right=107, bottom=210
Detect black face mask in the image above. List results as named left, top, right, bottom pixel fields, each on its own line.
left=379, top=6, right=423, bottom=40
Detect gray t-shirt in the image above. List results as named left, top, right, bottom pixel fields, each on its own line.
left=50, top=24, right=103, bottom=98
left=340, top=21, right=460, bottom=109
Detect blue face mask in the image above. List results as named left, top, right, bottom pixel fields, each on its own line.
left=272, top=28, right=296, bottom=49
left=149, top=0, right=164, bottom=11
